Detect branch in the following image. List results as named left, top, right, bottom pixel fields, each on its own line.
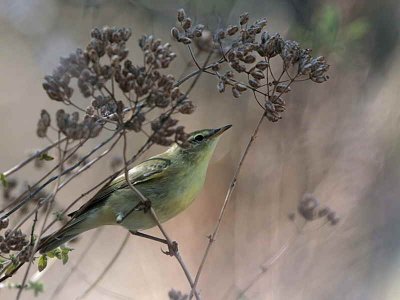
left=121, top=129, right=201, bottom=300
left=1, top=137, right=67, bottom=178
left=49, top=228, right=103, bottom=299
left=190, top=111, right=266, bottom=298
left=0, top=131, right=120, bottom=220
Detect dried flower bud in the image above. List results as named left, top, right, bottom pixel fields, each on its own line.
left=327, top=211, right=340, bottom=225
left=177, top=9, right=186, bottom=22
left=182, top=18, right=192, bottom=30
left=242, top=55, right=256, bottom=64
left=265, top=111, right=281, bottom=122
left=316, top=207, right=329, bottom=217
left=265, top=100, right=275, bottom=112
left=0, top=218, right=9, bottom=230
left=255, top=61, right=269, bottom=70
left=248, top=79, right=260, bottom=88
left=275, top=83, right=291, bottom=93
left=230, top=62, right=246, bottom=73
left=232, top=87, right=241, bottom=98
left=226, top=25, right=239, bottom=36
left=171, top=27, right=180, bottom=40
left=298, top=194, right=319, bottom=221
left=178, top=101, right=195, bottom=114
left=217, top=81, right=225, bottom=93
left=179, top=37, right=192, bottom=45
left=239, top=12, right=249, bottom=25
left=211, top=63, right=220, bottom=71
left=251, top=70, right=265, bottom=80
left=235, top=83, right=247, bottom=92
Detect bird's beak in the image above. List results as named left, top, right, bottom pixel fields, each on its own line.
left=210, top=124, right=232, bottom=138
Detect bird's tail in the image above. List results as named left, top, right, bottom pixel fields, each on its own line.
left=37, top=214, right=89, bottom=254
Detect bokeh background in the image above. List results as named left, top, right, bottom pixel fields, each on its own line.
left=1, top=0, right=400, bottom=299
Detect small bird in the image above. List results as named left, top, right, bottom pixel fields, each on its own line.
left=38, top=125, right=231, bottom=253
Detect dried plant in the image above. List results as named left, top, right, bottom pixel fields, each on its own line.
left=0, top=8, right=333, bottom=299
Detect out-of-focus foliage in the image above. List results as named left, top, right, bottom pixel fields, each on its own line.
left=289, top=4, right=369, bottom=64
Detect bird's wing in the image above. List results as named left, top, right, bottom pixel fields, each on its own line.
left=67, top=157, right=171, bottom=218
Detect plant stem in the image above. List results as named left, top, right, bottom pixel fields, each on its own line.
left=190, top=111, right=266, bottom=299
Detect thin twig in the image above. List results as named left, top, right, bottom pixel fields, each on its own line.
left=1, top=137, right=67, bottom=178
left=50, top=228, right=103, bottom=300
left=16, top=133, right=66, bottom=300
left=190, top=112, right=266, bottom=298
left=1, top=131, right=120, bottom=220
left=236, top=222, right=305, bottom=298
left=121, top=129, right=200, bottom=300
left=75, top=232, right=130, bottom=300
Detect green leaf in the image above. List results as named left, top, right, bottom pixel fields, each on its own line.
left=46, top=248, right=62, bottom=259
left=0, top=173, right=8, bottom=188
left=27, top=281, right=44, bottom=297
left=37, top=255, right=47, bottom=272
left=5, top=263, right=17, bottom=276
left=344, top=18, right=369, bottom=41
left=53, top=248, right=62, bottom=260
left=60, top=246, right=72, bottom=265
left=61, top=252, right=69, bottom=265
left=39, top=153, right=54, bottom=161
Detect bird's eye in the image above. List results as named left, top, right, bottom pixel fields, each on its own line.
left=194, top=134, right=204, bottom=142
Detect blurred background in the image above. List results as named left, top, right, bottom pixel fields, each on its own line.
left=0, top=0, right=399, bottom=299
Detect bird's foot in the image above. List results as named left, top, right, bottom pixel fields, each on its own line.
left=134, top=200, right=152, bottom=213
left=162, top=241, right=178, bottom=256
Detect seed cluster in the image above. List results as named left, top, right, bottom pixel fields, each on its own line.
left=172, top=10, right=329, bottom=123
left=0, top=228, right=29, bottom=254
left=168, top=289, right=188, bottom=300
left=296, top=194, right=339, bottom=225
left=56, top=110, right=102, bottom=140
left=39, top=25, right=195, bottom=146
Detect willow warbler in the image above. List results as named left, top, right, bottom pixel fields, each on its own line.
left=38, top=125, right=231, bottom=253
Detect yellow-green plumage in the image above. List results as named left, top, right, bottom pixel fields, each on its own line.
left=38, top=125, right=231, bottom=253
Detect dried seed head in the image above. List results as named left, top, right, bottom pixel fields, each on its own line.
left=248, top=79, right=260, bottom=88
left=239, top=12, right=249, bottom=25
left=0, top=218, right=9, bottom=230
left=177, top=9, right=186, bottom=22
left=217, top=81, right=225, bottom=93
left=251, top=70, right=265, bottom=80
left=275, top=83, right=291, bottom=93
left=232, top=87, right=241, bottom=98
left=226, top=25, right=239, bottom=36
left=298, top=194, right=319, bottom=221
left=255, top=61, right=269, bottom=70
left=327, top=211, right=340, bottom=225
left=235, top=83, right=247, bottom=92
left=171, top=27, right=180, bottom=40
left=178, top=101, right=195, bottom=114
left=182, top=18, right=192, bottom=30
left=179, top=37, right=192, bottom=44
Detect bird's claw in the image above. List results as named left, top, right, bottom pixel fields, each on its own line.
left=161, top=241, right=178, bottom=256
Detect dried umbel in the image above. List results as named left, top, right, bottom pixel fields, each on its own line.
left=171, top=10, right=330, bottom=123
left=0, top=229, right=29, bottom=253
left=36, top=110, right=51, bottom=138
left=39, top=24, right=198, bottom=147
left=171, top=9, right=205, bottom=46
left=56, top=110, right=102, bottom=140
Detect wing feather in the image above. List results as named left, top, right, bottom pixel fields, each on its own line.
left=67, top=157, right=171, bottom=218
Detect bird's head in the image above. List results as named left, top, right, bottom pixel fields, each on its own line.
left=174, top=125, right=232, bottom=163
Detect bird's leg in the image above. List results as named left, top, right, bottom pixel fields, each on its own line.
left=117, top=200, right=152, bottom=224
left=129, top=230, right=178, bottom=256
